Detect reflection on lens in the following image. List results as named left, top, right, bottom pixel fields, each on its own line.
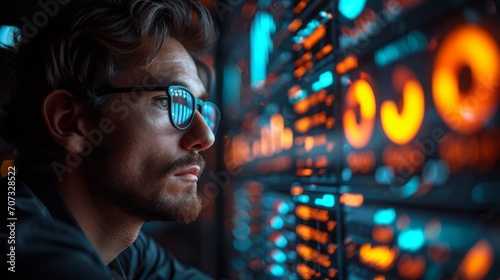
left=202, top=103, right=220, bottom=133
left=171, top=87, right=194, bottom=129
left=169, top=86, right=220, bottom=131
left=203, top=104, right=215, bottom=130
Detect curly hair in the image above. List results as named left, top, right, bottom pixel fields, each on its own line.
left=0, top=0, right=215, bottom=183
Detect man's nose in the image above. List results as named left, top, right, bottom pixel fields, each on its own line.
left=180, top=110, right=216, bottom=152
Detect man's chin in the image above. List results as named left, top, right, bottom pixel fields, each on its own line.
left=137, top=194, right=203, bottom=222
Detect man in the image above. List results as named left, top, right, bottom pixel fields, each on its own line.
left=0, top=0, right=220, bottom=279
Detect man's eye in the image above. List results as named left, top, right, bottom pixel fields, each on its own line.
left=154, top=97, right=169, bottom=109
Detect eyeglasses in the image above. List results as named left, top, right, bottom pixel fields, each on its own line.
left=106, top=85, right=220, bottom=133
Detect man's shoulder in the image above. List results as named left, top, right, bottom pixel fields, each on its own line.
left=115, top=231, right=164, bottom=265
left=1, top=178, right=111, bottom=279
left=113, top=231, right=214, bottom=279
left=2, top=177, right=50, bottom=218
left=1, top=176, right=96, bottom=250
left=1, top=177, right=78, bottom=230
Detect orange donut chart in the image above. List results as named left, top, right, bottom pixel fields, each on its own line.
left=344, top=79, right=376, bottom=149
left=381, top=67, right=425, bottom=145
left=432, top=25, right=500, bottom=135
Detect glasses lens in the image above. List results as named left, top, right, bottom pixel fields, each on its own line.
left=170, top=87, right=194, bottom=129
left=202, top=103, right=220, bottom=132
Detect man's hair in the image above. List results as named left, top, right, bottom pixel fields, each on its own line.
left=0, top=0, right=215, bottom=183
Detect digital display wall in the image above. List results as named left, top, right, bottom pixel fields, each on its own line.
left=221, top=0, right=500, bottom=279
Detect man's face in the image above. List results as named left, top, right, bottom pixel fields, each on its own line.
left=84, top=38, right=215, bottom=223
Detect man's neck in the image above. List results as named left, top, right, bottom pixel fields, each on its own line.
left=53, top=171, right=143, bottom=264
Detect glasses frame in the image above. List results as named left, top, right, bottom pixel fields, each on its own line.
left=106, top=85, right=220, bottom=133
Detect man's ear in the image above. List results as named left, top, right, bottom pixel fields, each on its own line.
left=42, top=90, right=95, bottom=154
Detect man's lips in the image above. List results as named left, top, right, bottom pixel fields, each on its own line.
left=174, top=166, right=201, bottom=182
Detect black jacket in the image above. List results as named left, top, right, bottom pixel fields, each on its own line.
left=1, top=178, right=211, bottom=279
